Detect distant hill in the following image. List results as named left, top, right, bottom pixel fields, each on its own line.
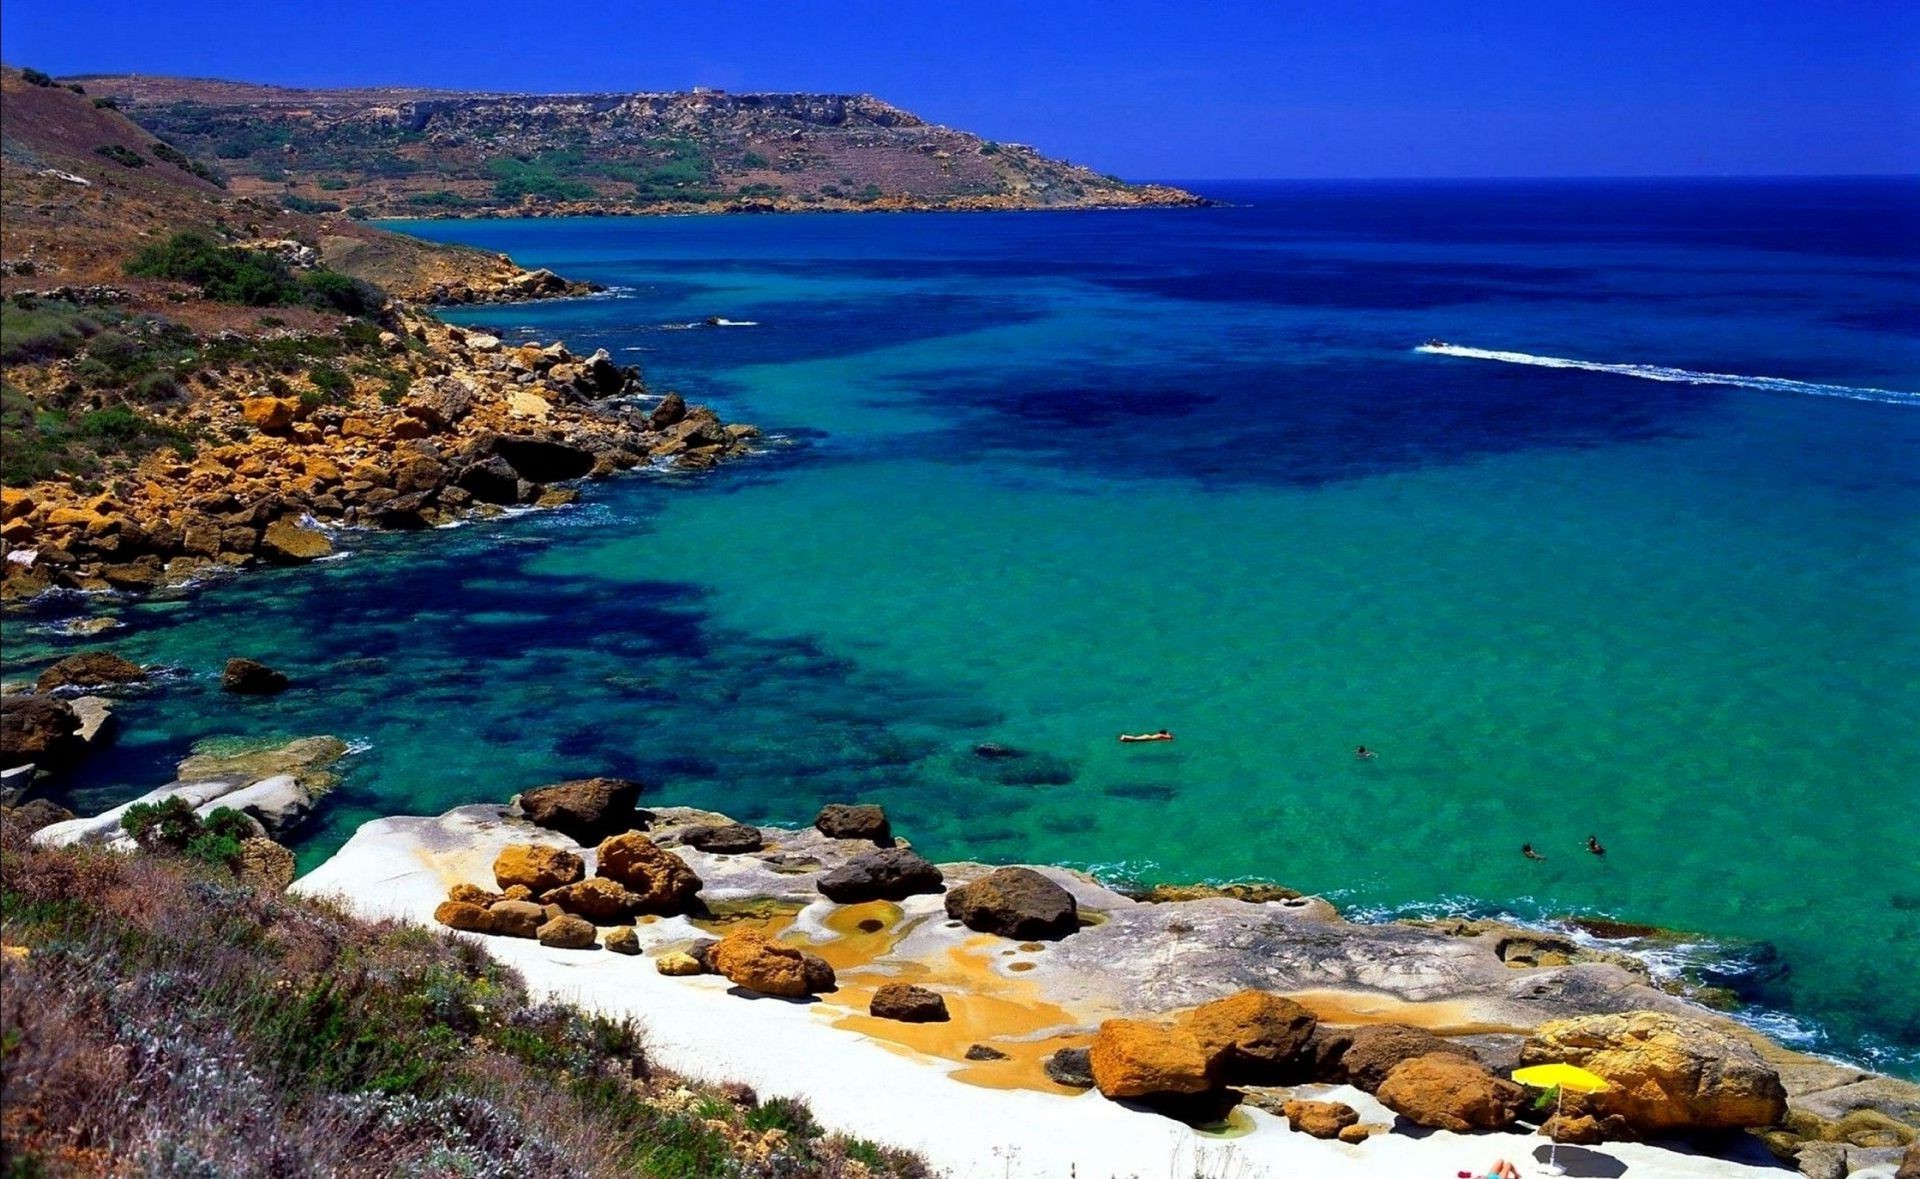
left=72, top=74, right=1205, bottom=219
left=0, top=69, right=563, bottom=302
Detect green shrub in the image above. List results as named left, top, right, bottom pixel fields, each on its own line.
left=94, top=144, right=146, bottom=168
left=317, top=177, right=350, bottom=191
left=0, top=300, right=107, bottom=363
left=741, top=150, right=770, bottom=168
left=737, top=182, right=783, bottom=198
left=126, top=232, right=384, bottom=316
left=283, top=194, right=343, bottom=215
left=19, top=68, right=55, bottom=87
left=92, top=96, right=120, bottom=110
left=308, top=364, right=350, bottom=400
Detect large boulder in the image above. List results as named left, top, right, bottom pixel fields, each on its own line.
left=1522, top=1011, right=1788, bottom=1135
left=35, top=650, right=146, bottom=693
left=1376, top=1053, right=1528, bottom=1133
left=816, top=847, right=943, bottom=903
left=1182, top=989, right=1318, bottom=1079
left=242, top=396, right=296, bottom=432
left=595, top=831, right=702, bottom=914
left=536, top=913, right=597, bottom=949
left=540, top=877, right=645, bottom=923
left=870, top=984, right=949, bottom=1023
left=402, top=377, right=476, bottom=430
left=222, top=658, right=289, bottom=695
left=492, top=843, right=585, bottom=893
left=1339, top=1024, right=1476, bottom=1092
left=259, top=519, right=333, bottom=564
left=1088, top=1018, right=1215, bottom=1098
left=943, top=866, right=1079, bottom=940
left=434, top=900, right=494, bottom=933
left=1045, top=1047, right=1095, bottom=1089
left=813, top=803, right=892, bottom=845
left=455, top=456, right=521, bottom=504
left=513, top=777, right=644, bottom=844
left=649, top=391, right=687, bottom=429
left=234, top=837, right=296, bottom=891
left=1, top=696, right=82, bottom=769
left=485, top=899, right=547, bottom=938
left=709, top=928, right=822, bottom=997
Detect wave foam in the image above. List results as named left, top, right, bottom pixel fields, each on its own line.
left=1416, top=344, right=1919, bottom=406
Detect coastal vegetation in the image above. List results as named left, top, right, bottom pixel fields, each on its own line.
left=0, top=811, right=930, bottom=1176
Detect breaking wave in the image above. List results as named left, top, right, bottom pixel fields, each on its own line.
left=1416, top=343, right=1919, bottom=406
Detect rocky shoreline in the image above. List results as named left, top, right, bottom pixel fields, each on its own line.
left=2, top=306, right=759, bottom=604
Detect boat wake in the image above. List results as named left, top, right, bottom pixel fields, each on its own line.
left=1415, top=343, right=1918, bottom=406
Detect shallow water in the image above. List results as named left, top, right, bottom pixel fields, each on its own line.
left=8, top=179, right=1917, bottom=1074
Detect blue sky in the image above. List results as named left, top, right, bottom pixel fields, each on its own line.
left=3, top=0, right=1915, bottom=178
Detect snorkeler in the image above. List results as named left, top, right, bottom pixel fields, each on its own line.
left=1522, top=844, right=1547, bottom=861
left=1587, top=834, right=1606, bottom=856
left=1118, top=730, right=1174, bottom=743
left=1354, top=745, right=1377, bottom=760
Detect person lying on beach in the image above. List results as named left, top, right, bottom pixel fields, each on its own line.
left=1456, top=1159, right=1523, bottom=1179
left=1587, top=834, right=1607, bottom=856
left=1355, top=745, right=1377, bottom=760
left=1118, top=730, right=1174, bottom=743
left=1522, top=844, right=1547, bottom=861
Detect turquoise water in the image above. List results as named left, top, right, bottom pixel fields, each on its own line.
left=7, top=180, right=1918, bottom=1073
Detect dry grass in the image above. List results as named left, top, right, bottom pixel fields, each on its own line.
left=0, top=813, right=929, bottom=1178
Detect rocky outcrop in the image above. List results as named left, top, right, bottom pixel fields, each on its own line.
left=485, top=899, right=546, bottom=938
left=234, top=836, right=296, bottom=890
left=512, top=777, right=645, bottom=844
left=870, top=984, right=949, bottom=1023
left=1088, top=1019, right=1215, bottom=1098
left=492, top=843, right=584, bottom=893
left=708, top=928, right=819, bottom=998
left=221, top=658, right=289, bottom=694
left=34, top=650, right=146, bottom=693
left=1522, top=1011, right=1789, bottom=1135
left=258, top=519, right=334, bottom=564
left=595, top=831, right=702, bottom=914
left=813, top=803, right=892, bottom=845
left=816, top=847, right=943, bottom=903
left=679, top=823, right=764, bottom=853
left=943, top=867, right=1078, bottom=940
left=1375, top=1054, right=1527, bottom=1132
left=540, top=876, right=644, bottom=923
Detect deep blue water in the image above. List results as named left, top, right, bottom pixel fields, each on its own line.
left=8, top=178, right=1918, bottom=1075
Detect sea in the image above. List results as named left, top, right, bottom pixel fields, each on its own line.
left=7, top=178, right=1917, bottom=1076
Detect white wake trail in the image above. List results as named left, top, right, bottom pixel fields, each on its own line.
left=1415, top=343, right=1919, bottom=406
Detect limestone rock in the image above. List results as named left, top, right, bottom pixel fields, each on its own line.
left=595, top=831, right=702, bottom=914
left=870, top=984, right=949, bottom=1023
left=434, top=900, right=494, bottom=933
left=35, top=650, right=146, bottom=693
left=1337, top=1124, right=1373, bottom=1145
left=536, top=913, right=597, bottom=949
left=68, top=697, right=116, bottom=748
left=492, top=843, right=585, bottom=893
left=1, top=799, right=74, bottom=835
left=1182, top=989, right=1318, bottom=1078
left=943, top=866, right=1078, bottom=940
left=513, top=776, right=645, bottom=844
left=1376, top=1053, right=1527, bottom=1132
left=1280, top=1099, right=1359, bottom=1139
left=222, top=658, right=289, bottom=694
left=817, top=847, right=943, bottom=903
left=603, top=926, right=640, bottom=955
left=709, top=928, right=816, bottom=997
left=655, top=950, right=702, bottom=975
left=1896, top=1142, right=1918, bottom=1179
left=680, top=822, right=764, bottom=853
left=1088, top=1018, right=1215, bottom=1098
left=541, top=876, right=645, bottom=923
left=1522, top=1011, right=1788, bottom=1134
left=1, top=696, right=81, bottom=769
left=242, top=396, right=297, bottom=432
left=1044, top=1047, right=1095, bottom=1088
left=490, top=435, right=594, bottom=482
left=1793, top=1076, right=1920, bottom=1129
left=234, top=837, right=296, bottom=890
left=486, top=900, right=546, bottom=938
left=802, top=952, right=837, bottom=993
left=813, top=803, right=892, bottom=845
left=649, top=391, right=687, bottom=429
left=259, top=519, right=333, bottom=563
left=1340, top=1024, right=1476, bottom=1092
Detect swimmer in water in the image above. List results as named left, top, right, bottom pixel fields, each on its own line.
left=1587, top=834, right=1606, bottom=857
left=1522, top=844, right=1547, bottom=861
left=1354, top=745, right=1377, bottom=760
left=1118, top=730, right=1174, bottom=743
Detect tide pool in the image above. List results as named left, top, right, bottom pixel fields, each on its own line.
left=8, top=179, right=1917, bottom=1074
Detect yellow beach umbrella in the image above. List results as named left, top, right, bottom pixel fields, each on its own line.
left=1512, top=1063, right=1611, bottom=1175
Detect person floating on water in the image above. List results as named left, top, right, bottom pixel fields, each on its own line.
left=1354, top=745, right=1377, bottom=760
left=1522, top=844, right=1547, bottom=861
left=1118, top=730, right=1174, bottom=743
left=1587, top=834, right=1606, bottom=857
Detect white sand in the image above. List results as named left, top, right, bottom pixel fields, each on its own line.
left=296, top=817, right=1787, bottom=1179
